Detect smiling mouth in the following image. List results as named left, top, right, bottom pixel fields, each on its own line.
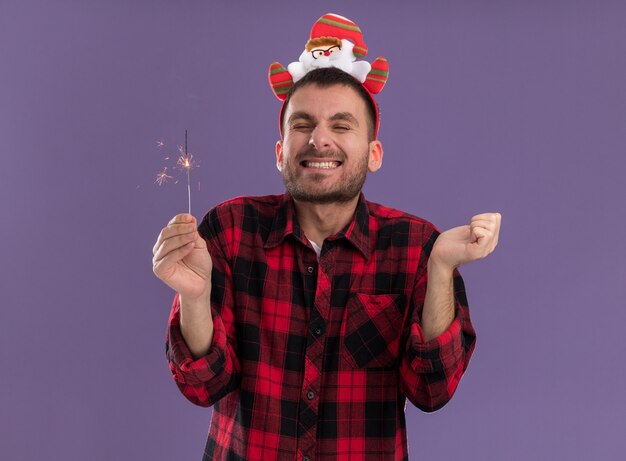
left=301, top=160, right=342, bottom=169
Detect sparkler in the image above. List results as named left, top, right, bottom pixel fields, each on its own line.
left=154, top=130, right=198, bottom=214
left=176, top=129, right=194, bottom=214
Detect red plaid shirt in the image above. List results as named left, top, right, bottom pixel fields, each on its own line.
left=166, top=193, right=476, bottom=460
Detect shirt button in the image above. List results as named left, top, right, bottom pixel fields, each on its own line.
left=307, top=266, right=314, bottom=274
left=314, top=327, right=322, bottom=336
left=303, top=457, right=310, bottom=461
left=307, top=390, right=315, bottom=400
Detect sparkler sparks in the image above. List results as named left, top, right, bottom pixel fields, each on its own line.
left=155, top=167, right=172, bottom=186
left=153, top=130, right=198, bottom=214
left=175, top=146, right=198, bottom=169
left=176, top=152, right=196, bottom=170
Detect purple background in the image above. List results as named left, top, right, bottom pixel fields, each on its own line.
left=1, top=1, right=625, bottom=460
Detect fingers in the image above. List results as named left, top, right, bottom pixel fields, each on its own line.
left=470, top=213, right=501, bottom=233
left=493, top=213, right=501, bottom=247
left=469, top=212, right=502, bottom=257
left=471, top=212, right=500, bottom=222
left=153, top=215, right=198, bottom=255
left=168, top=213, right=195, bottom=226
left=152, top=230, right=199, bottom=265
left=152, top=223, right=197, bottom=253
left=471, top=225, right=489, bottom=242
left=471, top=213, right=500, bottom=229
left=152, top=214, right=201, bottom=279
left=152, top=237, right=196, bottom=279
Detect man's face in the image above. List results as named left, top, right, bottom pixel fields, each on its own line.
left=276, top=84, right=382, bottom=204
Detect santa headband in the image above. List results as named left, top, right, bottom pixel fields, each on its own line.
left=268, top=13, right=389, bottom=139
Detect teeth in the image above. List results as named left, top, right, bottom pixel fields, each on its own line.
left=304, top=161, right=340, bottom=169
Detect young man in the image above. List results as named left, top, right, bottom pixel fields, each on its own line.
left=152, top=67, right=501, bottom=460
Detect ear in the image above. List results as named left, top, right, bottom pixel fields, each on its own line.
left=275, top=140, right=284, bottom=172
left=367, top=139, right=383, bottom=173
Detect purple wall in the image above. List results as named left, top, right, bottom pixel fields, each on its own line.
left=1, top=1, right=624, bottom=459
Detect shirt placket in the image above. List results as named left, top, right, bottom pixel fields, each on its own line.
left=297, top=248, right=333, bottom=461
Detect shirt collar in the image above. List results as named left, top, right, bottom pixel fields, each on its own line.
left=264, top=193, right=370, bottom=260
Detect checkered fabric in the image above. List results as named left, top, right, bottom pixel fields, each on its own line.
left=166, top=193, right=476, bottom=460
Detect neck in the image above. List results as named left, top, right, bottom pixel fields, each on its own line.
left=293, top=195, right=360, bottom=248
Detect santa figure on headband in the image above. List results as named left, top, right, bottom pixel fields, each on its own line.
left=269, top=13, right=389, bottom=100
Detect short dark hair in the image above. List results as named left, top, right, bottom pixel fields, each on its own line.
left=280, top=67, right=377, bottom=141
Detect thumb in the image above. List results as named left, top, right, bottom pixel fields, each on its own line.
left=471, top=225, right=489, bottom=245
left=193, top=231, right=207, bottom=250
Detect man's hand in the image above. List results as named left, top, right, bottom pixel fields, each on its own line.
left=152, top=213, right=213, bottom=301
left=430, top=213, right=502, bottom=271
left=153, top=214, right=215, bottom=358
left=420, top=213, right=501, bottom=341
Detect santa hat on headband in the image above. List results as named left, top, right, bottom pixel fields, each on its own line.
left=310, top=13, right=369, bottom=58
left=268, top=13, right=389, bottom=138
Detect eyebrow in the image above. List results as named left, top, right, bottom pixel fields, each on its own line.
left=287, top=112, right=315, bottom=125
left=287, top=111, right=359, bottom=126
left=329, top=112, right=359, bottom=126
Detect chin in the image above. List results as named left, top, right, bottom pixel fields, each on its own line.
left=292, top=192, right=359, bottom=204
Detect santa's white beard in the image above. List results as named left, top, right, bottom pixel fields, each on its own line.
left=310, top=55, right=330, bottom=68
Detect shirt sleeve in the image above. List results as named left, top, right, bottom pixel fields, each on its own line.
left=399, top=228, right=477, bottom=412
left=165, top=208, right=241, bottom=407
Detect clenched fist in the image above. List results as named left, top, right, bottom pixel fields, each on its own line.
left=430, top=212, right=502, bottom=270
left=152, top=213, right=213, bottom=301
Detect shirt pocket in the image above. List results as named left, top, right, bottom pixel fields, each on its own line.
left=341, top=293, right=405, bottom=369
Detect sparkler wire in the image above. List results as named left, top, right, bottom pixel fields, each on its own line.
left=185, top=129, right=191, bottom=215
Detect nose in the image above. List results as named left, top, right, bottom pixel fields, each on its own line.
left=324, top=51, right=330, bottom=56
left=309, top=125, right=332, bottom=150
